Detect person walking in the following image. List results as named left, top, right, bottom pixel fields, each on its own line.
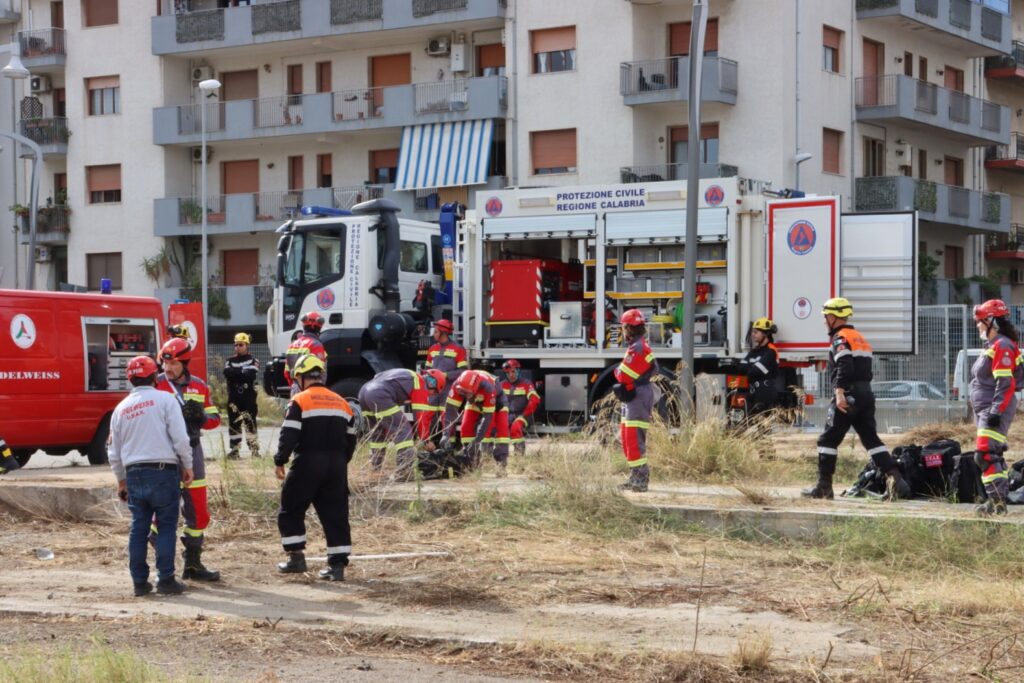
left=803, top=298, right=910, bottom=501
left=358, top=368, right=447, bottom=474
left=224, top=332, right=260, bottom=459
left=108, top=356, right=194, bottom=597
left=613, top=309, right=658, bottom=493
left=500, top=360, right=540, bottom=457
left=275, top=355, right=357, bottom=581
left=155, top=338, right=222, bottom=581
left=284, top=312, right=328, bottom=397
left=969, top=299, right=1022, bottom=516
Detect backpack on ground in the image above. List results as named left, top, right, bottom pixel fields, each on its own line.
left=843, top=460, right=887, bottom=498
left=417, top=447, right=473, bottom=480
left=949, top=451, right=986, bottom=504
left=899, top=439, right=959, bottom=498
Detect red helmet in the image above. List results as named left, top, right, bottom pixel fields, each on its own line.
left=434, top=319, right=454, bottom=334
left=126, top=355, right=159, bottom=381
left=160, top=338, right=192, bottom=363
left=453, top=370, right=483, bottom=397
left=501, top=359, right=521, bottom=371
left=620, top=309, right=646, bottom=326
left=422, top=369, right=447, bottom=394
left=301, top=311, right=325, bottom=331
left=974, top=299, right=1010, bottom=321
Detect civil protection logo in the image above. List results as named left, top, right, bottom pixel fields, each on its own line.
left=787, top=220, right=816, bottom=256
left=316, top=288, right=336, bottom=310
left=485, top=196, right=503, bottom=217
left=11, top=314, right=36, bottom=350
left=704, top=185, right=725, bottom=207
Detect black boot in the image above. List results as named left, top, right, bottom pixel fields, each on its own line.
left=884, top=469, right=912, bottom=501
left=182, top=547, right=221, bottom=581
left=0, top=455, right=20, bottom=474
left=801, top=481, right=834, bottom=499
left=319, top=565, right=345, bottom=581
left=277, top=551, right=307, bottom=574
left=227, top=448, right=241, bottom=460
left=156, top=576, right=187, bottom=595
left=133, top=581, right=153, bottom=597
left=619, top=464, right=649, bottom=493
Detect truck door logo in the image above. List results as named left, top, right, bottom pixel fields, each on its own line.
left=485, top=196, right=503, bottom=217
left=787, top=220, right=816, bottom=256
left=704, top=185, right=725, bottom=206
left=10, top=314, right=36, bottom=349
left=316, top=287, right=335, bottom=310
left=793, top=297, right=812, bottom=320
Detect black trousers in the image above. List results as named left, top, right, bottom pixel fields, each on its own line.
left=816, top=385, right=894, bottom=476
left=228, top=398, right=259, bottom=453
left=278, top=453, right=351, bottom=566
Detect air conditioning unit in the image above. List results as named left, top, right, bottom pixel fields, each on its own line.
left=189, top=239, right=202, bottom=255
left=30, top=75, right=51, bottom=94
left=1013, top=268, right=1024, bottom=285
left=426, top=37, right=450, bottom=56
left=192, top=66, right=214, bottom=82
left=191, top=146, right=213, bottom=163
left=34, top=246, right=51, bottom=263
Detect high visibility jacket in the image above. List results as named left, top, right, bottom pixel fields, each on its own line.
left=501, top=377, right=540, bottom=419
left=155, top=372, right=221, bottom=439
left=443, top=370, right=507, bottom=437
left=361, top=368, right=434, bottom=440
left=224, top=353, right=260, bottom=403
left=828, top=326, right=873, bottom=391
left=284, top=332, right=327, bottom=386
left=613, top=336, right=657, bottom=390
left=275, top=384, right=356, bottom=466
left=426, top=338, right=468, bottom=382
left=970, top=333, right=1024, bottom=418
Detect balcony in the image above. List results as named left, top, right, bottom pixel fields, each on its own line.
left=17, top=205, right=70, bottom=246
left=155, top=285, right=274, bottom=328
left=18, top=28, right=65, bottom=72
left=619, top=56, right=738, bottom=107
left=984, top=40, right=1024, bottom=82
left=153, top=76, right=508, bottom=146
left=620, top=162, right=738, bottom=183
left=154, top=185, right=383, bottom=237
left=18, top=118, right=69, bottom=158
left=985, top=132, right=1024, bottom=173
left=152, top=0, right=506, bottom=56
left=0, top=3, right=20, bottom=24
left=854, top=75, right=1009, bottom=146
left=854, top=176, right=1009, bottom=233
left=986, top=225, right=1024, bottom=259
left=856, top=0, right=1010, bottom=57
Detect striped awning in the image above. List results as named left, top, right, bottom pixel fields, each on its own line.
left=395, top=119, right=494, bottom=191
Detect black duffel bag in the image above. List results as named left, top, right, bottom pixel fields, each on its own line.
left=898, top=439, right=960, bottom=498
left=950, top=451, right=986, bottom=504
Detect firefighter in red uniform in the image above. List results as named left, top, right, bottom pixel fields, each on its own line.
left=426, top=319, right=468, bottom=437
left=501, top=360, right=540, bottom=456
left=613, top=309, right=657, bottom=493
left=285, top=312, right=328, bottom=397
left=0, top=436, right=19, bottom=474
left=155, top=338, right=222, bottom=581
left=442, top=369, right=510, bottom=475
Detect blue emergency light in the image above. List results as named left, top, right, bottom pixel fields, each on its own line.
left=100, top=278, right=112, bottom=295
left=299, top=206, right=353, bottom=217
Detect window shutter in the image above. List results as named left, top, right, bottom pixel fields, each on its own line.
left=531, top=26, right=575, bottom=54
left=823, top=27, right=841, bottom=50
left=531, top=129, right=577, bottom=171
left=371, top=149, right=399, bottom=170
left=669, top=22, right=690, bottom=56
left=87, top=164, right=121, bottom=192
left=477, top=43, right=505, bottom=70
left=670, top=124, right=719, bottom=142
left=288, top=155, right=303, bottom=191
left=823, top=129, right=841, bottom=174
left=87, top=75, right=119, bottom=90
left=705, top=18, right=718, bottom=52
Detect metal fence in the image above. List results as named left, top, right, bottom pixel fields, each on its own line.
left=206, top=343, right=272, bottom=385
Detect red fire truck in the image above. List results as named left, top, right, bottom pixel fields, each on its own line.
left=0, top=290, right=205, bottom=467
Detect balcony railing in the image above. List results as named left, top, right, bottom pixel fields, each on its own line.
left=330, top=0, right=383, bottom=24
left=176, top=102, right=225, bottom=135
left=856, top=0, right=1008, bottom=55
left=333, top=184, right=383, bottom=209
left=252, top=0, right=300, bottom=34
left=331, top=86, right=383, bottom=120
left=986, top=39, right=1024, bottom=72
left=255, top=95, right=304, bottom=128
left=18, top=117, right=69, bottom=146
left=619, top=163, right=738, bottom=183
left=619, top=56, right=737, bottom=100
left=19, top=205, right=70, bottom=235
left=415, top=78, right=469, bottom=114
left=18, top=27, right=65, bottom=58
left=986, top=132, right=1024, bottom=161
left=176, top=8, right=225, bottom=43
left=170, top=186, right=380, bottom=228
left=987, top=224, right=1024, bottom=252
left=854, top=176, right=1009, bottom=229
left=413, top=0, right=467, bottom=17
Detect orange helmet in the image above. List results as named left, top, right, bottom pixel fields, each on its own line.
left=301, top=311, right=325, bottom=332
left=160, top=338, right=192, bottom=363
left=422, top=369, right=447, bottom=394
left=434, top=319, right=454, bottom=334
left=620, top=309, right=646, bottom=326
left=974, top=299, right=1010, bottom=321
left=453, top=370, right=483, bottom=397
left=126, top=356, right=159, bottom=381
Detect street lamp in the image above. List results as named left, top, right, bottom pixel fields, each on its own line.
left=198, top=77, right=220, bottom=353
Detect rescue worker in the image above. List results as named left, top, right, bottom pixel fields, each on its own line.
left=155, top=338, right=223, bottom=581
left=740, top=318, right=780, bottom=421
left=284, top=312, right=328, bottom=397
left=224, top=332, right=260, bottom=459
left=969, top=299, right=1022, bottom=516
left=442, top=369, right=510, bottom=475
left=803, top=298, right=910, bottom=501
left=613, top=309, right=657, bottom=493
left=359, top=368, right=447, bottom=473
left=0, top=436, right=20, bottom=474
left=426, top=319, right=468, bottom=438
left=275, top=355, right=357, bottom=581
left=501, top=360, right=540, bottom=456
left=108, top=356, right=194, bottom=597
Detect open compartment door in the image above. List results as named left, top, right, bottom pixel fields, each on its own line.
left=839, top=212, right=917, bottom=354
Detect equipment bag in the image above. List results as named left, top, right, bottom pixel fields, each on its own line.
left=417, top=448, right=473, bottom=481
left=911, top=439, right=960, bottom=498
left=949, top=451, right=987, bottom=504
left=843, top=461, right=887, bottom=498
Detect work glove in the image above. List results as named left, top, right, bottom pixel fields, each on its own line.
left=985, top=412, right=1003, bottom=430
left=612, top=383, right=636, bottom=403
left=182, top=400, right=206, bottom=429
left=513, top=416, right=527, bottom=428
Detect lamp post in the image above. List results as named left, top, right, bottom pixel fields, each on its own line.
left=198, top=78, right=221, bottom=352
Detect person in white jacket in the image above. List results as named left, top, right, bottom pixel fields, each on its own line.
left=108, top=355, right=194, bottom=597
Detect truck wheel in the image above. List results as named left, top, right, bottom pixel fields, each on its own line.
left=331, top=378, right=368, bottom=434
left=12, top=450, right=33, bottom=467
left=86, top=414, right=112, bottom=465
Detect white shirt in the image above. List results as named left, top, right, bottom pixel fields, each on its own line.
left=108, top=385, right=193, bottom=481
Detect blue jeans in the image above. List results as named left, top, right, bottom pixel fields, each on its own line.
left=126, top=466, right=181, bottom=584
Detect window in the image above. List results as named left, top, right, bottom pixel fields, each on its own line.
left=668, top=19, right=718, bottom=56
left=944, top=245, right=964, bottom=278
left=918, top=56, right=928, bottom=81
left=945, top=156, right=964, bottom=186
left=822, top=128, right=843, bottom=175
left=863, top=137, right=884, bottom=177
left=477, top=43, right=505, bottom=76
left=287, top=64, right=303, bottom=105
left=531, top=26, right=575, bottom=74
left=87, top=76, right=120, bottom=115
left=285, top=230, right=345, bottom=286
left=400, top=241, right=428, bottom=273
left=530, top=128, right=577, bottom=174
left=369, top=149, right=399, bottom=184
left=431, top=234, right=443, bottom=275
left=87, top=164, right=121, bottom=203
left=83, top=0, right=117, bottom=27
left=918, top=148, right=927, bottom=180
left=222, top=249, right=259, bottom=286
left=53, top=87, right=66, bottom=117
left=54, top=172, right=67, bottom=204
left=903, top=51, right=913, bottom=77
left=288, top=155, right=303, bottom=191
left=669, top=124, right=719, bottom=167
left=317, top=153, right=332, bottom=188
left=86, top=252, right=122, bottom=290
left=823, top=26, right=842, bottom=73
left=315, top=61, right=332, bottom=94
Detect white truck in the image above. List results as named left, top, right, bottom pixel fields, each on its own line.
left=265, top=178, right=918, bottom=423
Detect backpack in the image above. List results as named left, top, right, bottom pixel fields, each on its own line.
left=949, top=451, right=987, bottom=504
left=899, top=439, right=960, bottom=498
left=417, top=447, right=473, bottom=480
left=843, top=460, right=887, bottom=498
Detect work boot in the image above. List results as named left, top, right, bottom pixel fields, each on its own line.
left=883, top=470, right=912, bottom=501
left=619, top=465, right=649, bottom=493
left=182, top=547, right=221, bottom=582
left=156, top=577, right=187, bottom=595
left=319, top=565, right=345, bottom=582
left=277, top=551, right=307, bottom=574
left=495, top=460, right=508, bottom=478
left=227, top=448, right=241, bottom=460
left=801, top=480, right=834, bottom=499
left=133, top=581, right=153, bottom=597
left=0, top=456, right=20, bottom=474
left=975, top=498, right=1008, bottom=517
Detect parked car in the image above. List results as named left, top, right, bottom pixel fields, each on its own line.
left=873, top=381, right=947, bottom=401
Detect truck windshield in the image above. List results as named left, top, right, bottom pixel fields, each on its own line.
left=284, top=227, right=345, bottom=286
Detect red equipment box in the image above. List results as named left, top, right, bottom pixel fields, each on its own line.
left=489, top=259, right=583, bottom=323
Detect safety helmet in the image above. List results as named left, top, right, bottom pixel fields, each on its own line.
left=126, top=355, right=159, bottom=381
left=974, top=299, right=1010, bottom=321
left=822, top=297, right=854, bottom=319
left=234, top=332, right=251, bottom=345
left=167, top=324, right=191, bottom=340
left=453, top=371, right=483, bottom=397
left=293, top=354, right=326, bottom=378
left=619, top=309, right=646, bottom=327
left=501, top=359, right=521, bottom=371
left=160, top=338, right=192, bottom=363
left=434, top=318, right=454, bottom=335
left=422, top=368, right=447, bottom=394
left=301, top=311, right=325, bottom=332
left=752, top=317, right=778, bottom=334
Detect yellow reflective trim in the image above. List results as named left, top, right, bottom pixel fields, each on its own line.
left=149, top=524, right=158, bottom=535
left=628, top=458, right=648, bottom=467
left=644, top=353, right=655, bottom=362
left=375, top=405, right=402, bottom=418
left=527, top=391, right=540, bottom=400
left=617, top=363, right=640, bottom=379
left=510, top=437, right=525, bottom=444
left=204, top=407, right=219, bottom=414
left=446, top=397, right=463, bottom=407
left=466, top=404, right=482, bottom=413
left=411, top=402, right=432, bottom=411
left=456, top=360, right=469, bottom=368
left=185, top=478, right=207, bottom=489
left=977, top=428, right=1007, bottom=443
left=443, top=350, right=459, bottom=357
left=368, top=442, right=386, bottom=449
left=513, top=389, right=527, bottom=395
left=394, top=440, right=415, bottom=450
left=183, top=392, right=203, bottom=400
left=182, top=527, right=204, bottom=538
left=621, top=420, right=651, bottom=428
left=495, top=438, right=510, bottom=445
left=984, top=349, right=996, bottom=358
left=992, top=370, right=1013, bottom=378
left=482, top=406, right=495, bottom=413
left=982, top=471, right=1009, bottom=483
left=480, top=437, right=494, bottom=444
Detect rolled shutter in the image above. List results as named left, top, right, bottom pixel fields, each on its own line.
left=532, top=26, right=575, bottom=54
left=531, top=129, right=577, bottom=172
left=87, top=164, right=121, bottom=192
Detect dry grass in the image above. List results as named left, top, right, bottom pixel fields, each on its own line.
left=732, top=631, right=774, bottom=673
left=0, top=638, right=166, bottom=683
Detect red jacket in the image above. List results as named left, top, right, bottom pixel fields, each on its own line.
left=501, top=377, right=540, bottom=421
left=284, top=332, right=328, bottom=386
left=426, top=339, right=468, bottom=381
left=613, top=337, right=656, bottom=390
left=156, top=372, right=221, bottom=437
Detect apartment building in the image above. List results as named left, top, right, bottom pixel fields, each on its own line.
left=12, top=0, right=1018, bottom=337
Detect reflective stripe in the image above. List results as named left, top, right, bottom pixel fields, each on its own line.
left=374, top=405, right=402, bottom=419
left=818, top=447, right=838, bottom=455
left=513, top=389, right=527, bottom=395
left=494, top=437, right=510, bottom=445
left=394, top=439, right=415, bottom=450
left=644, top=353, right=655, bottom=363
left=510, top=437, right=525, bottom=444
left=482, top=406, right=495, bottom=413
left=982, top=471, right=1009, bottom=484
left=304, top=408, right=352, bottom=419
left=867, top=446, right=889, bottom=456
left=481, top=437, right=494, bottom=444
left=184, top=392, right=203, bottom=401
left=182, top=527, right=204, bottom=537
left=326, top=545, right=352, bottom=554
left=833, top=349, right=851, bottom=360
left=149, top=524, right=158, bottom=535
left=368, top=442, right=386, bottom=449
left=282, top=419, right=302, bottom=431
left=977, top=428, right=1007, bottom=443
left=443, top=350, right=459, bottom=357
left=617, top=363, right=640, bottom=379
left=446, top=397, right=463, bottom=407
left=466, top=404, right=482, bottom=413
left=281, top=534, right=306, bottom=545
left=754, top=361, right=768, bottom=374
left=456, top=360, right=469, bottom=368
left=204, top=406, right=219, bottom=414
left=621, top=419, right=650, bottom=428
left=411, top=402, right=432, bottom=412
left=628, top=458, right=648, bottom=467
left=993, top=369, right=1013, bottom=378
